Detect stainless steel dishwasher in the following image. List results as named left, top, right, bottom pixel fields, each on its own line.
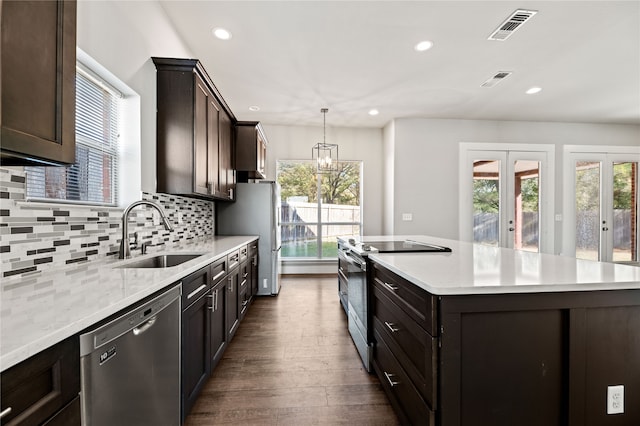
left=80, top=284, right=181, bottom=426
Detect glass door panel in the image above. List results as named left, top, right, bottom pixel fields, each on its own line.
left=575, top=161, right=601, bottom=261
left=512, top=160, right=540, bottom=252
left=473, top=160, right=501, bottom=246
left=612, top=161, right=638, bottom=262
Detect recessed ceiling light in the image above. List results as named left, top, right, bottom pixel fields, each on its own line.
left=368, top=109, right=379, bottom=116
left=526, top=87, right=542, bottom=94
left=414, top=40, right=433, bottom=52
left=212, top=27, right=232, bottom=40
left=248, top=105, right=260, bottom=112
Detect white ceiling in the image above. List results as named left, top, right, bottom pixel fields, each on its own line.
left=157, top=0, right=640, bottom=128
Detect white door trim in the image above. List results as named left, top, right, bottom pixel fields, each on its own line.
left=562, top=145, right=640, bottom=259
left=459, top=142, right=555, bottom=254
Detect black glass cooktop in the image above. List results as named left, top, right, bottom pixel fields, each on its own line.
left=363, top=240, right=451, bottom=253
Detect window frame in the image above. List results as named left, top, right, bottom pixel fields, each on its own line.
left=25, top=60, right=124, bottom=207
left=277, top=159, right=363, bottom=260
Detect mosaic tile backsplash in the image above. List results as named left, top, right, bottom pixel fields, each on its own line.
left=0, top=167, right=215, bottom=281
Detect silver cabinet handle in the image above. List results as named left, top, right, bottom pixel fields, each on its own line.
left=133, top=317, right=157, bottom=336
left=384, top=321, right=399, bottom=333
left=383, top=282, right=399, bottom=291
left=212, top=269, right=226, bottom=282
left=1, top=407, right=12, bottom=419
left=187, top=284, right=207, bottom=300
left=384, top=372, right=400, bottom=387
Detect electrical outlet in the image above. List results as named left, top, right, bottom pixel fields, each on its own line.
left=607, top=385, right=624, bottom=414
left=263, top=279, right=268, bottom=288
left=402, top=213, right=413, bottom=221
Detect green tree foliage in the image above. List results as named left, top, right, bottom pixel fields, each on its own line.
left=278, top=162, right=317, bottom=203
left=575, top=162, right=634, bottom=211
left=321, top=162, right=360, bottom=205
left=473, top=176, right=539, bottom=213
left=277, top=161, right=360, bottom=206
left=613, top=162, right=633, bottom=209
left=473, top=179, right=499, bottom=213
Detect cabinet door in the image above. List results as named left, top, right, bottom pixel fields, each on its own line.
left=248, top=240, right=259, bottom=298
left=208, top=97, right=220, bottom=197
left=209, top=281, right=227, bottom=371
left=226, top=269, right=240, bottom=339
left=219, top=110, right=235, bottom=200
left=194, top=74, right=223, bottom=197
left=1, top=0, right=77, bottom=165
left=181, top=293, right=210, bottom=420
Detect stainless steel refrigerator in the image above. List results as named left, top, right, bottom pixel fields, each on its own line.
left=217, top=181, right=281, bottom=295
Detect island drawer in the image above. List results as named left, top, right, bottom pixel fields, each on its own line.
left=372, top=263, right=438, bottom=336
left=373, top=328, right=435, bottom=426
left=373, top=284, right=437, bottom=407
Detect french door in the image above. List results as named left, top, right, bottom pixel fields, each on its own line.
left=460, top=144, right=554, bottom=253
left=564, top=149, right=639, bottom=262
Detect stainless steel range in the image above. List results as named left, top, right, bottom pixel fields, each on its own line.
left=337, top=237, right=451, bottom=371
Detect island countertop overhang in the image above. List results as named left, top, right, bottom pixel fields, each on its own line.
left=363, top=235, right=640, bottom=295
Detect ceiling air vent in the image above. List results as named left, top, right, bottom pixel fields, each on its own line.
left=488, top=9, right=537, bottom=41
left=481, top=71, right=513, bottom=88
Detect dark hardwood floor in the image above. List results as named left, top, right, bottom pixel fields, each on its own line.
left=184, top=276, right=399, bottom=425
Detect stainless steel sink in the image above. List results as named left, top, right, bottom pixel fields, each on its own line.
left=115, top=254, right=204, bottom=269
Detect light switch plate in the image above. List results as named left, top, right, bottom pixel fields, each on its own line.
left=607, top=385, right=624, bottom=414
left=402, top=213, right=413, bottom=221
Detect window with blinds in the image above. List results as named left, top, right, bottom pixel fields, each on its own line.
left=26, top=64, right=121, bottom=206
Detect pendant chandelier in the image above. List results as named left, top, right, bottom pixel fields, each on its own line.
left=312, top=108, right=338, bottom=173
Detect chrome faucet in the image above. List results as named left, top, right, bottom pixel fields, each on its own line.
left=118, top=200, right=174, bottom=259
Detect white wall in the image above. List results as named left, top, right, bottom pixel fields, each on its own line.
left=382, top=121, right=395, bottom=235
left=387, top=118, right=640, bottom=252
left=77, top=0, right=193, bottom=193
left=262, top=124, right=384, bottom=236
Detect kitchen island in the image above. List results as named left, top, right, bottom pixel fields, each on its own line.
left=363, top=236, right=640, bottom=426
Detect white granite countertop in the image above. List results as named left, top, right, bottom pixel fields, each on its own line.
left=351, top=235, right=640, bottom=296
left=0, top=235, right=257, bottom=372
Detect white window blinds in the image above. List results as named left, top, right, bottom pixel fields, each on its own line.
left=26, top=65, right=121, bottom=206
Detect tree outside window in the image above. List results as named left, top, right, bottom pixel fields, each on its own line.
left=277, top=160, right=362, bottom=259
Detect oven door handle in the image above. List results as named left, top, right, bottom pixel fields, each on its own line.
left=339, top=250, right=367, bottom=272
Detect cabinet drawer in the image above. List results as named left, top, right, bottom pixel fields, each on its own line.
left=372, top=263, right=438, bottom=335
left=227, top=249, right=240, bottom=270
left=239, top=262, right=249, bottom=292
left=239, top=245, right=248, bottom=263
left=182, top=266, right=211, bottom=307
left=248, top=240, right=258, bottom=257
left=1, top=336, right=80, bottom=426
left=373, top=286, right=437, bottom=407
left=211, top=256, right=228, bottom=285
left=373, top=329, right=435, bottom=426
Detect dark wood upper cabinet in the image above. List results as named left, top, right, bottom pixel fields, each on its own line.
left=218, top=109, right=235, bottom=200
left=152, top=57, right=236, bottom=201
left=235, top=121, right=268, bottom=181
left=0, top=0, right=77, bottom=166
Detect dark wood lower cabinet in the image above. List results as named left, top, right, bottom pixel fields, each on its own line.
left=226, top=268, right=240, bottom=340
left=239, top=260, right=250, bottom=319
left=371, top=262, right=640, bottom=426
left=181, top=291, right=210, bottom=421
left=209, top=280, right=228, bottom=371
left=0, top=335, right=80, bottom=425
